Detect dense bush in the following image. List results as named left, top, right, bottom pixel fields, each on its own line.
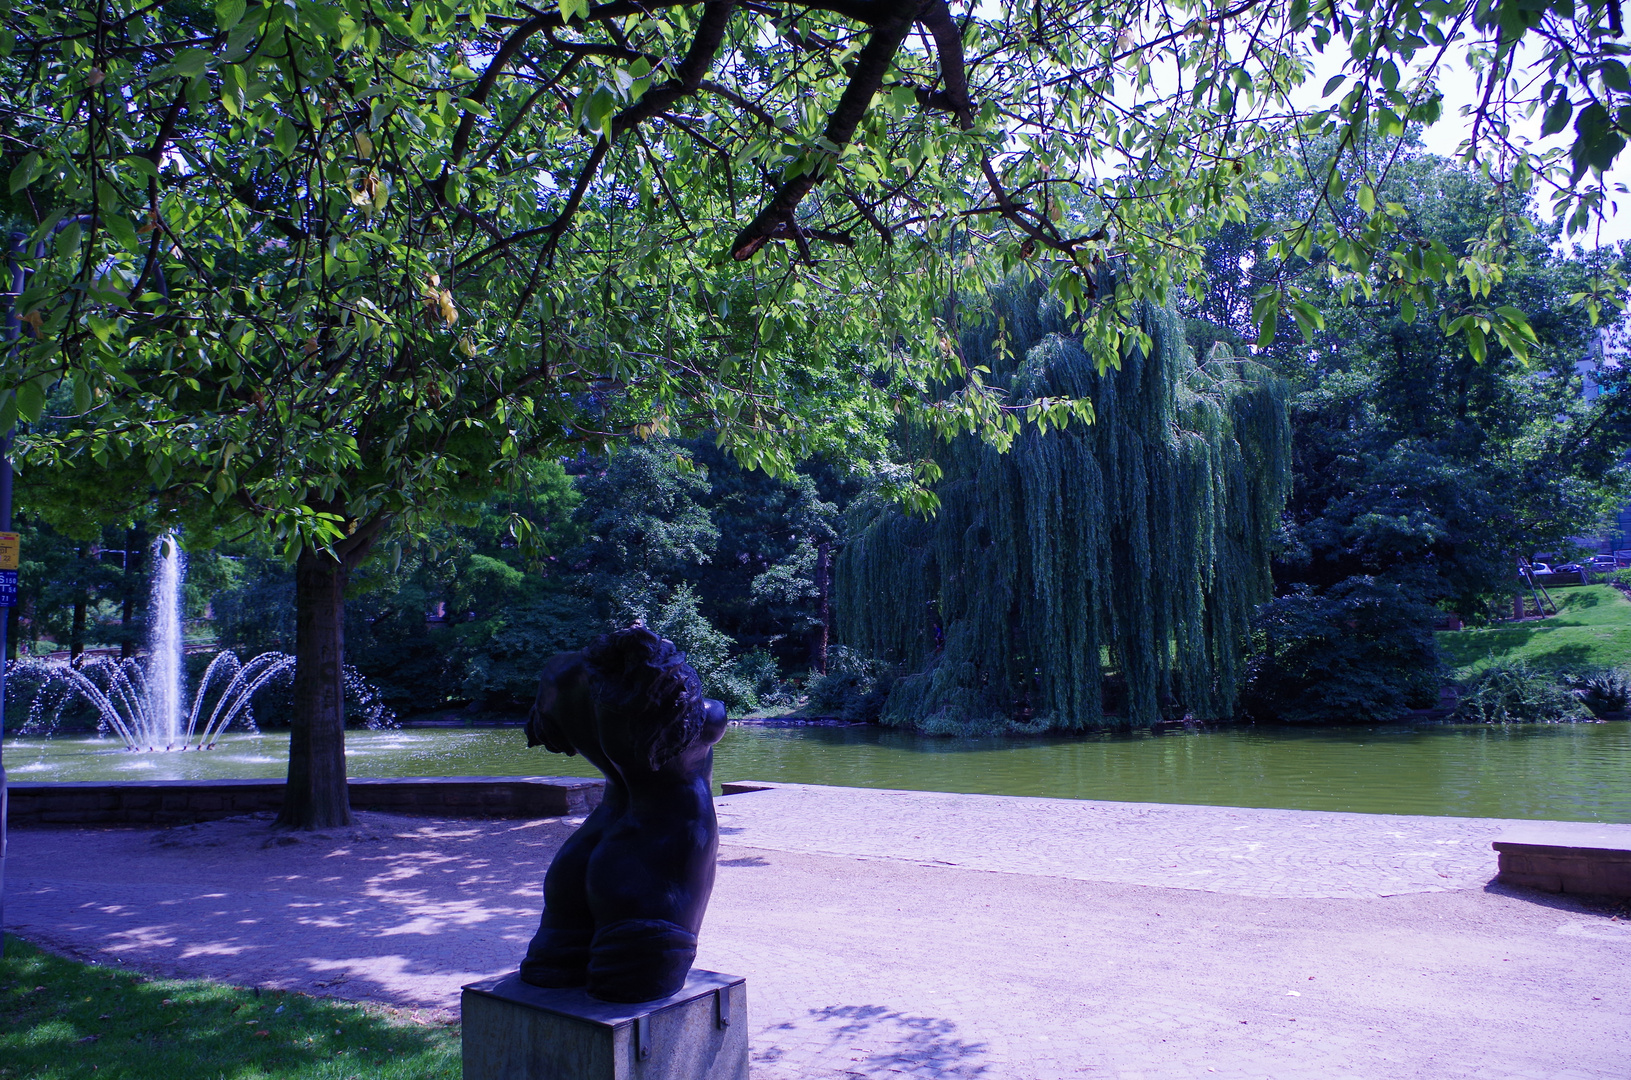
left=1564, top=668, right=1631, bottom=718
left=1454, top=660, right=1590, bottom=723
left=639, top=583, right=757, bottom=713
left=1243, top=577, right=1442, bottom=723
left=734, top=647, right=798, bottom=710
left=805, top=646, right=894, bottom=722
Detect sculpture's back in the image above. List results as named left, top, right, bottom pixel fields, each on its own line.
left=519, top=627, right=728, bottom=1002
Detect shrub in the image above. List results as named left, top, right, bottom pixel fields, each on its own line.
left=1242, top=577, right=1443, bottom=723
left=1564, top=668, right=1631, bottom=718
left=805, top=646, right=893, bottom=722
left=1454, top=660, right=1590, bottom=723
left=734, top=647, right=797, bottom=710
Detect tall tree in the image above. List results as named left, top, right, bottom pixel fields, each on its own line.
left=1188, top=148, right=1631, bottom=613
left=838, top=278, right=1292, bottom=731
left=7, top=0, right=1631, bottom=817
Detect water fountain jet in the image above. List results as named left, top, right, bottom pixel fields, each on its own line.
left=7, top=533, right=393, bottom=748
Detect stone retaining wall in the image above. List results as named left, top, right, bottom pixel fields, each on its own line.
left=7, top=775, right=605, bottom=826
left=1494, top=823, right=1631, bottom=899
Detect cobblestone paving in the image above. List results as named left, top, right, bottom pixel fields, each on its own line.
left=9, top=785, right=1631, bottom=1079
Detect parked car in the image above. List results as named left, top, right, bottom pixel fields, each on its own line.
left=1589, top=556, right=1618, bottom=572
left=1555, top=562, right=1587, bottom=574
left=1520, top=562, right=1552, bottom=576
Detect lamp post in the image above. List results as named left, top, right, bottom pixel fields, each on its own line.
left=0, top=228, right=27, bottom=957
left=0, top=433, right=10, bottom=958
left=1, top=231, right=21, bottom=957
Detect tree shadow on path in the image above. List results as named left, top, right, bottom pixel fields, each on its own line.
left=756, top=1002, right=989, bottom=1078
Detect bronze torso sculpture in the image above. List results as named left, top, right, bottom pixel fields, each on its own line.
left=518, top=627, right=728, bottom=1003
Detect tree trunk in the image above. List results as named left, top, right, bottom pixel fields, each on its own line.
left=69, top=545, right=88, bottom=667
left=812, top=539, right=832, bottom=675
left=277, top=546, right=357, bottom=830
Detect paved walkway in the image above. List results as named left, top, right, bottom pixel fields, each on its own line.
left=715, top=784, right=1515, bottom=899
left=9, top=783, right=1631, bottom=1079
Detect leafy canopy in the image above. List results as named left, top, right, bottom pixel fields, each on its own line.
left=4, top=0, right=1629, bottom=546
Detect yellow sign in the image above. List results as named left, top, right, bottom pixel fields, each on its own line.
left=0, top=532, right=18, bottom=570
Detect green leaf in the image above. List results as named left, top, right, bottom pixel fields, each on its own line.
left=103, top=213, right=141, bottom=253
left=1541, top=96, right=1573, bottom=137
left=8, top=153, right=42, bottom=194
left=124, top=155, right=160, bottom=182
left=15, top=380, right=45, bottom=424
left=1573, top=102, right=1625, bottom=176
left=56, top=222, right=82, bottom=260
left=215, top=0, right=246, bottom=30
left=0, top=394, right=15, bottom=434
left=1255, top=306, right=1278, bottom=348
left=584, top=86, right=616, bottom=136
left=275, top=116, right=298, bottom=158
left=171, top=48, right=211, bottom=80
left=1604, top=60, right=1631, bottom=94
left=1356, top=184, right=1376, bottom=213
left=1322, top=74, right=1346, bottom=97
left=1465, top=325, right=1486, bottom=364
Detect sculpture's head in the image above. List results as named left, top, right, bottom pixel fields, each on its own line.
left=525, top=650, right=592, bottom=754
left=583, top=626, right=723, bottom=772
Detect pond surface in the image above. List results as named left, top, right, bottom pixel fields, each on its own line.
left=7, top=721, right=1630, bottom=822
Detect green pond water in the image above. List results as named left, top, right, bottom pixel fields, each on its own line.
left=6, top=721, right=1630, bottom=822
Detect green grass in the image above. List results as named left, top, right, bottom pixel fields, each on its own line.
left=0, top=937, right=459, bottom=1080
left=1438, top=584, right=1631, bottom=678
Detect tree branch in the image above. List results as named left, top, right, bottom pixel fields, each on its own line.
left=730, top=0, right=920, bottom=260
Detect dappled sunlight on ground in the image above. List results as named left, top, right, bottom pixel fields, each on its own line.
left=10, top=794, right=1631, bottom=1079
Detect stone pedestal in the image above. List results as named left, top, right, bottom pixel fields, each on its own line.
left=462, top=970, right=747, bottom=1080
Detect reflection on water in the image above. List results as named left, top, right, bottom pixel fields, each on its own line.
left=5, top=721, right=1629, bottom=822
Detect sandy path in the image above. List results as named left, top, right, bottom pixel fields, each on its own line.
left=8, top=783, right=1631, bottom=1079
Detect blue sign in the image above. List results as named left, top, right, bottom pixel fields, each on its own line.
left=0, top=568, right=16, bottom=607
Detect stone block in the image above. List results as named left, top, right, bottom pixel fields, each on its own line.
left=41, top=810, right=107, bottom=824
left=9, top=777, right=604, bottom=826
left=1494, top=823, right=1631, bottom=898
left=56, top=793, right=113, bottom=811
left=462, top=970, right=747, bottom=1080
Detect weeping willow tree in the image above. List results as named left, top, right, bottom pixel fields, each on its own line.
left=837, top=281, right=1291, bottom=733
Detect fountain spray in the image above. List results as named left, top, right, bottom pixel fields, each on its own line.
left=146, top=535, right=186, bottom=749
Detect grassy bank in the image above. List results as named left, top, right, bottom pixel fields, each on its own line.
left=1438, top=585, right=1631, bottom=678
left=0, top=937, right=458, bottom=1080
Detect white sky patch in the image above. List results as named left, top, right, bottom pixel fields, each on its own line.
left=1303, top=40, right=1630, bottom=248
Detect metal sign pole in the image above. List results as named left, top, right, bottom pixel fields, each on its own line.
left=0, top=436, right=10, bottom=958
left=2, top=229, right=26, bottom=958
